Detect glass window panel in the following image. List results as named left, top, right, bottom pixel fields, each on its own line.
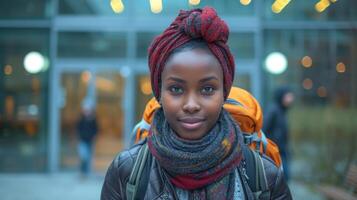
left=58, top=32, right=127, bottom=58
left=300, top=31, right=330, bottom=105
left=59, top=72, right=86, bottom=170
left=134, top=0, right=255, bottom=17
left=263, top=29, right=357, bottom=108
left=0, top=0, right=50, bottom=19
left=94, top=71, right=125, bottom=171
left=263, top=0, right=357, bottom=21
left=134, top=0, right=187, bottom=17
left=0, top=28, right=49, bottom=172
left=228, top=33, right=255, bottom=59
left=263, top=30, right=330, bottom=105
left=60, top=70, right=125, bottom=172
left=334, top=30, right=355, bottom=107
left=263, top=29, right=357, bottom=185
left=233, top=73, right=251, bottom=92
left=135, top=75, right=153, bottom=122
left=137, top=32, right=255, bottom=59
left=59, top=0, right=129, bottom=16
left=196, top=0, right=255, bottom=16
left=59, top=0, right=256, bottom=17
left=137, top=32, right=160, bottom=58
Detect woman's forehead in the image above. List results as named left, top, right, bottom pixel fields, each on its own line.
left=163, top=49, right=222, bottom=76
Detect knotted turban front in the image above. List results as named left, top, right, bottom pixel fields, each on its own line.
left=148, top=6, right=235, bottom=100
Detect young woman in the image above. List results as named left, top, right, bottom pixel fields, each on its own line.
left=101, top=7, right=292, bottom=200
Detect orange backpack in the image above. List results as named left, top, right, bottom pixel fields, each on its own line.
left=132, top=86, right=282, bottom=167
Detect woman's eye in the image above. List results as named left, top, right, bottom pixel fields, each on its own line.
left=169, top=86, right=183, bottom=94
left=201, top=86, right=215, bottom=95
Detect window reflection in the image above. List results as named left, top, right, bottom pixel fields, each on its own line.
left=264, top=0, right=357, bottom=21
left=263, top=29, right=357, bottom=107
left=196, top=0, right=255, bottom=16
left=135, top=75, right=153, bottom=122
left=0, top=0, right=49, bottom=19
left=58, top=32, right=127, bottom=58
left=233, top=73, right=251, bottom=92
left=228, top=33, right=255, bottom=59
left=263, top=29, right=357, bottom=185
left=0, top=29, right=49, bottom=172
left=137, top=32, right=160, bottom=58
left=60, top=70, right=125, bottom=171
left=56, top=0, right=257, bottom=17
left=59, top=0, right=129, bottom=16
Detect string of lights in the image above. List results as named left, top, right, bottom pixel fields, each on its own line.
left=109, top=0, right=339, bottom=14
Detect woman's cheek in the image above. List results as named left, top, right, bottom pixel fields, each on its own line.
left=161, top=94, right=180, bottom=110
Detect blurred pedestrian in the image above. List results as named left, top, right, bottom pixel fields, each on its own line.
left=263, top=87, right=294, bottom=182
left=76, top=101, right=98, bottom=178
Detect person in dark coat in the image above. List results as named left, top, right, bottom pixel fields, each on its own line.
left=77, top=102, right=98, bottom=177
left=101, top=7, right=292, bottom=199
left=263, top=87, right=294, bottom=182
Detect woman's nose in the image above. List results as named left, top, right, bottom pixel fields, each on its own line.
left=182, top=94, right=201, bottom=113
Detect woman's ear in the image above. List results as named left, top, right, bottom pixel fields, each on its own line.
left=158, top=97, right=162, bottom=106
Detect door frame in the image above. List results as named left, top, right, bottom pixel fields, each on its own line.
left=48, top=58, right=136, bottom=172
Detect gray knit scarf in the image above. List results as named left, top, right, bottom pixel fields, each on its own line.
left=147, top=108, right=244, bottom=200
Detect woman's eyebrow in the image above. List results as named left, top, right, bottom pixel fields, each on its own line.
left=199, top=76, right=219, bottom=83
left=166, top=76, right=186, bottom=83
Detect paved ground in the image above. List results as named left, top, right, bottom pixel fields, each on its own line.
left=289, top=181, right=324, bottom=200
left=0, top=173, right=324, bottom=200
left=0, top=173, right=103, bottom=200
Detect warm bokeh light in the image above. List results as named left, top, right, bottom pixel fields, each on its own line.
left=240, top=0, right=251, bottom=6
left=336, top=62, right=346, bottom=73
left=302, top=78, right=313, bottom=90
left=189, top=0, right=201, bottom=6
left=315, top=0, right=330, bottom=13
left=4, top=64, right=13, bottom=75
left=96, top=77, right=115, bottom=92
left=25, top=122, right=37, bottom=137
left=140, top=77, right=152, bottom=95
left=301, top=56, right=312, bottom=68
left=317, top=86, right=327, bottom=97
left=81, top=71, right=91, bottom=83
left=150, top=0, right=163, bottom=14
left=272, top=0, right=291, bottom=14
left=110, top=0, right=124, bottom=14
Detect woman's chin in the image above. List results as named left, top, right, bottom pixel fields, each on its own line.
left=175, top=131, right=206, bottom=140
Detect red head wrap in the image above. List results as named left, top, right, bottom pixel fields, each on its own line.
left=148, top=6, right=235, bottom=100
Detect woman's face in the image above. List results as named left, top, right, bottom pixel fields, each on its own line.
left=160, top=49, right=224, bottom=140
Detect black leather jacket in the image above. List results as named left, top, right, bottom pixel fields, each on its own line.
left=101, top=143, right=292, bottom=200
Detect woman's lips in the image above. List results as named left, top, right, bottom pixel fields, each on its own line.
left=179, top=118, right=204, bottom=130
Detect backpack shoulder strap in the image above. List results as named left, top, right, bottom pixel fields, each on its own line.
left=130, top=119, right=151, bottom=146
left=126, top=143, right=151, bottom=200
left=242, top=145, right=270, bottom=200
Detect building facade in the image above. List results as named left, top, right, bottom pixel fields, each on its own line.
left=0, top=0, right=356, bottom=173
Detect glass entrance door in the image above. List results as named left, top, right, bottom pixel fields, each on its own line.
left=59, top=69, right=124, bottom=173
